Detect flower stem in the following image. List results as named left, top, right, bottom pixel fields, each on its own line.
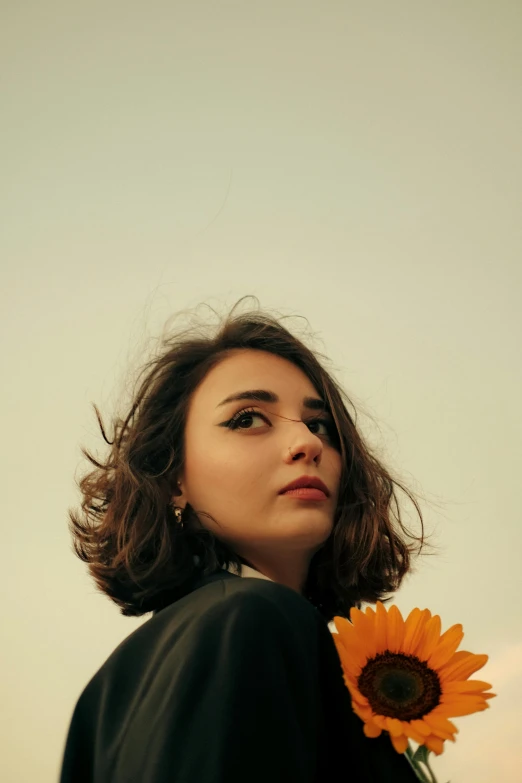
left=404, top=743, right=439, bottom=783
left=404, top=745, right=432, bottom=783
left=421, top=753, right=439, bottom=783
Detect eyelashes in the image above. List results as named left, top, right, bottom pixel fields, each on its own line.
left=223, top=406, right=338, bottom=441
left=224, top=407, right=263, bottom=429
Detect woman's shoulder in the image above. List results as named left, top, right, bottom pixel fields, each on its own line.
left=157, top=569, right=321, bottom=637
left=79, top=571, right=323, bottom=704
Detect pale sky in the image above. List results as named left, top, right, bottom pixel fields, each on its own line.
left=2, top=2, right=521, bottom=781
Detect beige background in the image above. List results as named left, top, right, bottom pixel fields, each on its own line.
left=2, top=2, right=521, bottom=781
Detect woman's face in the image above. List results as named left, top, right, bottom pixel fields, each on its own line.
left=175, top=349, right=342, bottom=586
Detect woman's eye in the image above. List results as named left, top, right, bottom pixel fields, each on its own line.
left=228, top=410, right=268, bottom=430
left=226, top=408, right=335, bottom=438
left=307, top=419, right=331, bottom=437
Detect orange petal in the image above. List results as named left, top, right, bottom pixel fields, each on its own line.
left=386, top=717, right=404, bottom=737
left=333, top=616, right=370, bottom=661
left=350, top=688, right=370, bottom=707
left=350, top=605, right=373, bottom=633
left=439, top=699, right=490, bottom=717
left=404, top=724, right=429, bottom=745
left=390, top=733, right=409, bottom=754
left=332, top=634, right=366, bottom=674
left=403, top=608, right=432, bottom=657
left=443, top=680, right=493, bottom=694
left=440, top=692, right=491, bottom=705
left=416, top=721, right=455, bottom=742
left=337, top=653, right=364, bottom=681
left=386, top=604, right=406, bottom=653
left=333, top=616, right=354, bottom=636
left=402, top=607, right=421, bottom=651
left=410, top=719, right=431, bottom=737
left=427, top=623, right=464, bottom=670
left=373, top=714, right=389, bottom=730
left=341, top=673, right=359, bottom=694
left=432, top=728, right=456, bottom=742
left=363, top=720, right=382, bottom=738
left=347, top=608, right=365, bottom=639
left=349, top=606, right=377, bottom=659
left=439, top=651, right=488, bottom=682
left=352, top=702, right=373, bottom=722
left=424, top=735, right=445, bottom=755
left=416, top=614, right=442, bottom=661
left=348, top=605, right=364, bottom=624
left=374, top=601, right=389, bottom=653
left=346, top=662, right=365, bottom=682
left=331, top=634, right=348, bottom=659
left=423, top=713, right=459, bottom=736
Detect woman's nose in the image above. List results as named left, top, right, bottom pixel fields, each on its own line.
left=286, top=423, right=323, bottom=461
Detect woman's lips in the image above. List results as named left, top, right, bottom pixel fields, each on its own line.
left=281, top=488, right=328, bottom=500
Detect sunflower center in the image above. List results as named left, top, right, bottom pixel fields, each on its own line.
left=357, top=651, right=442, bottom=721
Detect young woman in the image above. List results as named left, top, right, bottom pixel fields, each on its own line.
left=59, top=298, right=426, bottom=782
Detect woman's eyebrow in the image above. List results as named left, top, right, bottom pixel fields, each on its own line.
left=216, top=388, right=329, bottom=413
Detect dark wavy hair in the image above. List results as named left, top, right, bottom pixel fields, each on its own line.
left=67, top=296, right=432, bottom=623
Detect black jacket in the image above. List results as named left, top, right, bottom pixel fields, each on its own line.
left=59, top=569, right=418, bottom=782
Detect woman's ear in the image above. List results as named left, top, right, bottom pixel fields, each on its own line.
left=172, top=481, right=187, bottom=510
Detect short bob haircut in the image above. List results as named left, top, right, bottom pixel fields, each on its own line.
left=68, top=296, right=429, bottom=623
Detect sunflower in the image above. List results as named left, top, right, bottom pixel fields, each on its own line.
left=332, top=602, right=496, bottom=756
